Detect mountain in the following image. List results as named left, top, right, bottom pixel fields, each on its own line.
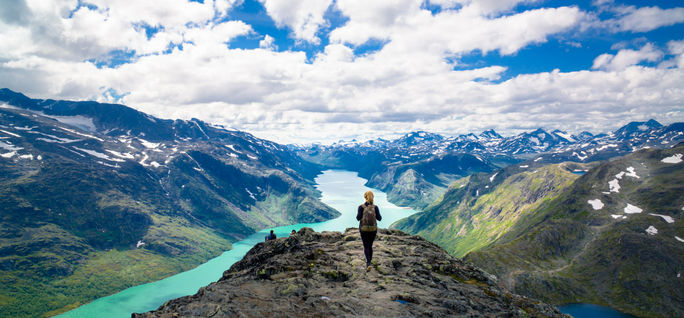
left=295, top=121, right=683, bottom=209
left=133, top=227, right=569, bottom=317
left=393, top=161, right=592, bottom=257
left=395, top=144, right=683, bottom=317
left=0, top=89, right=339, bottom=318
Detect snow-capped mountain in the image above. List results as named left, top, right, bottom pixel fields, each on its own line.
left=298, top=120, right=682, bottom=165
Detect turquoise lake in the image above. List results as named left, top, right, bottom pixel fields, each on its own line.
left=56, top=170, right=419, bottom=317
left=559, top=303, right=636, bottom=318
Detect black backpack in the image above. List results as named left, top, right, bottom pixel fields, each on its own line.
left=360, top=204, right=377, bottom=232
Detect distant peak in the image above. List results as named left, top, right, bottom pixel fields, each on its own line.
left=480, top=129, right=502, bottom=139
left=645, top=119, right=662, bottom=127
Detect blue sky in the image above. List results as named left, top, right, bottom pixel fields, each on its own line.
left=0, top=0, right=683, bottom=144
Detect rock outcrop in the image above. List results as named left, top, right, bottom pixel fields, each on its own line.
left=134, top=228, right=568, bottom=317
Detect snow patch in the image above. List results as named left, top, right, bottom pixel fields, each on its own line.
left=587, top=199, right=604, bottom=210
left=615, top=171, right=625, bottom=179
left=58, top=127, right=103, bottom=141
left=661, top=154, right=682, bottom=163
left=19, top=154, right=33, bottom=160
left=139, top=153, right=149, bottom=166
left=0, top=129, right=21, bottom=138
left=624, top=204, right=643, bottom=214
left=648, top=213, right=674, bottom=223
left=611, top=214, right=627, bottom=219
left=34, top=132, right=80, bottom=143
left=573, top=152, right=587, bottom=161
left=0, top=140, right=22, bottom=151
left=645, top=226, right=658, bottom=235
left=0, top=103, right=20, bottom=110
left=608, top=179, right=620, bottom=193
left=106, top=150, right=135, bottom=159
left=519, top=165, right=529, bottom=168
left=245, top=188, right=256, bottom=200
left=534, top=157, right=542, bottom=162
left=38, top=113, right=96, bottom=132
left=1, top=151, right=17, bottom=158
left=625, top=167, right=639, bottom=178
left=139, top=139, right=160, bottom=149
left=150, top=161, right=160, bottom=168
left=489, top=172, right=498, bottom=182
left=225, top=144, right=242, bottom=153
left=247, top=154, right=258, bottom=160
left=73, top=147, right=125, bottom=162
left=136, top=240, right=146, bottom=248
left=676, top=236, right=684, bottom=243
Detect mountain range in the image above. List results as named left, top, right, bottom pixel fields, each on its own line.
left=0, top=88, right=338, bottom=317
left=394, top=144, right=683, bottom=317
left=1, top=88, right=682, bottom=318
left=295, top=118, right=683, bottom=209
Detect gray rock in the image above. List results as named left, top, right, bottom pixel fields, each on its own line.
left=134, top=227, right=568, bottom=318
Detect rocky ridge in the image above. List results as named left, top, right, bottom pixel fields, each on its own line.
left=135, top=228, right=568, bottom=317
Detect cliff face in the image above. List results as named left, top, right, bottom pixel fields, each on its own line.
left=135, top=228, right=568, bottom=317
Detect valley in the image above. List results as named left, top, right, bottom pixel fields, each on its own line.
left=0, top=89, right=338, bottom=317
left=1, top=88, right=682, bottom=317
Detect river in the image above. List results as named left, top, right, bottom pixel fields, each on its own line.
left=56, top=170, right=419, bottom=317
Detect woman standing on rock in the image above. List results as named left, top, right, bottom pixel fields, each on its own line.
left=357, top=190, right=382, bottom=271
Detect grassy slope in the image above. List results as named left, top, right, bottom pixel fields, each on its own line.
left=394, top=163, right=579, bottom=258
left=0, top=152, right=337, bottom=317
left=465, top=145, right=684, bottom=318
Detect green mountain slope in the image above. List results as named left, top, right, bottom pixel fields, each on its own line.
left=393, top=160, right=586, bottom=257
left=465, top=145, right=684, bottom=318
left=0, top=91, right=339, bottom=318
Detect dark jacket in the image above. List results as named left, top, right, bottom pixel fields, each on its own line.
left=356, top=202, right=382, bottom=225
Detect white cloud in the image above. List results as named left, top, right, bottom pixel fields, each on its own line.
left=331, top=1, right=583, bottom=57
left=258, top=0, right=332, bottom=44
left=611, top=6, right=684, bottom=33
left=0, top=1, right=682, bottom=144
left=668, top=39, right=684, bottom=68
left=592, top=43, right=663, bottom=71
left=259, top=35, right=277, bottom=50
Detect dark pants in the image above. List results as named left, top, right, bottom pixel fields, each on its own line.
left=360, top=230, right=377, bottom=266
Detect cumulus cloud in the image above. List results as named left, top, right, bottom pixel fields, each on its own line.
left=592, top=43, right=664, bottom=71
left=258, top=0, right=332, bottom=44
left=0, top=0, right=682, bottom=144
left=259, top=35, right=277, bottom=50
left=610, top=6, right=684, bottom=32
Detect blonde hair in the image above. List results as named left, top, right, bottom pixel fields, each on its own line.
left=364, top=191, right=374, bottom=204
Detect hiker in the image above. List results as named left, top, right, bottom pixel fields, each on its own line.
left=357, top=190, right=382, bottom=271
left=290, top=230, right=296, bottom=236
left=265, top=230, right=276, bottom=241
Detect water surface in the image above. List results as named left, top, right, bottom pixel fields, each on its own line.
left=57, top=170, right=418, bottom=317
left=559, top=303, right=636, bottom=317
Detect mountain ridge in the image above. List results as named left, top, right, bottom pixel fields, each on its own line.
left=0, top=89, right=340, bottom=318
left=134, top=227, right=569, bottom=318
left=395, top=144, right=684, bottom=318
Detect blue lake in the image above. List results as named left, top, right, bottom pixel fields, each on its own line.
left=559, top=303, right=636, bottom=317
left=56, top=170, right=419, bottom=317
